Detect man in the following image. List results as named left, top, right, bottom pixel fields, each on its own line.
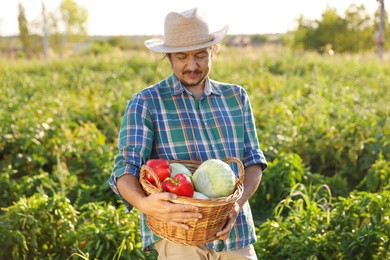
left=110, top=7, right=268, bottom=260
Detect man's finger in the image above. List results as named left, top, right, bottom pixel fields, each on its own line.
left=157, top=192, right=178, bottom=201
left=168, top=221, right=191, bottom=230
left=170, top=203, right=200, bottom=213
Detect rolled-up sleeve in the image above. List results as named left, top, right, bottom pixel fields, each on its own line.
left=241, top=89, right=268, bottom=171
left=109, top=93, right=154, bottom=212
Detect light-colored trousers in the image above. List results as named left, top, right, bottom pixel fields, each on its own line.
left=154, top=239, right=258, bottom=260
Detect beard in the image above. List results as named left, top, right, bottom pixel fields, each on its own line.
left=180, top=69, right=206, bottom=87
left=180, top=78, right=205, bottom=87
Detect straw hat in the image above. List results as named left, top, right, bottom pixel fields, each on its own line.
left=144, top=8, right=228, bottom=53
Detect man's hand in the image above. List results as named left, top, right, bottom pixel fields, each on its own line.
left=216, top=202, right=240, bottom=240
left=215, top=164, right=264, bottom=240
left=141, top=192, right=203, bottom=229
left=117, top=174, right=202, bottom=229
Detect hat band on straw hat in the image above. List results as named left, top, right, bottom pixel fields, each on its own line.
left=165, top=34, right=215, bottom=48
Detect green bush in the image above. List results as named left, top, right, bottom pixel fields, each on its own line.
left=327, top=190, right=390, bottom=259
left=0, top=193, right=78, bottom=259
left=0, top=48, right=389, bottom=258
left=256, top=184, right=335, bottom=259
left=360, top=153, right=390, bottom=192
left=0, top=194, right=155, bottom=259
left=256, top=185, right=390, bottom=259
left=0, top=170, right=57, bottom=208
left=84, top=40, right=116, bottom=55
left=245, top=52, right=389, bottom=191
left=74, top=202, right=154, bottom=260
left=250, top=152, right=307, bottom=221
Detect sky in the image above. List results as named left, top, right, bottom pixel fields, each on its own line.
left=0, top=0, right=381, bottom=36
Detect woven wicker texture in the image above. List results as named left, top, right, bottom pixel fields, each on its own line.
left=139, top=157, right=244, bottom=245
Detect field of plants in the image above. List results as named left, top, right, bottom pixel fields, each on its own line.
left=0, top=46, right=389, bottom=259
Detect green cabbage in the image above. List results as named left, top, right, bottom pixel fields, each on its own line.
left=192, top=191, right=209, bottom=199
left=192, top=159, right=236, bottom=198
left=170, top=163, right=192, bottom=178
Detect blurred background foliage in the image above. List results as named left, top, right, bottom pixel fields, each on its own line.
left=1, top=45, right=389, bottom=259
left=1, top=2, right=389, bottom=59
left=0, top=1, right=389, bottom=259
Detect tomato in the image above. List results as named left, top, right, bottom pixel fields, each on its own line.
left=164, top=173, right=194, bottom=197
left=79, top=240, right=87, bottom=247
left=145, top=159, right=171, bottom=186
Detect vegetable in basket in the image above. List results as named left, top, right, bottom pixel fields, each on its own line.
left=164, top=173, right=194, bottom=197
left=192, top=191, right=209, bottom=199
left=192, top=159, right=236, bottom=198
left=145, top=159, right=171, bottom=186
left=170, top=162, right=192, bottom=178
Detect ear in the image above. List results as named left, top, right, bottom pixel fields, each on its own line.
left=211, top=44, right=220, bottom=58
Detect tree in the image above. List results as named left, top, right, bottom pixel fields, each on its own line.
left=342, top=4, right=374, bottom=52
left=42, top=1, right=49, bottom=59
left=290, top=4, right=379, bottom=53
left=46, top=9, right=63, bottom=54
left=290, top=7, right=345, bottom=53
left=18, top=3, right=31, bottom=57
left=59, top=0, right=88, bottom=47
left=39, top=0, right=88, bottom=55
left=289, top=15, right=316, bottom=50
left=375, top=0, right=386, bottom=58
left=315, top=7, right=345, bottom=52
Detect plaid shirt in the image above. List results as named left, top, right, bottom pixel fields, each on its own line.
left=110, top=73, right=268, bottom=252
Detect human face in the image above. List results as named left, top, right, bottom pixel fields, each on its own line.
left=168, top=47, right=212, bottom=89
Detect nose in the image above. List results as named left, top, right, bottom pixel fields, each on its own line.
left=186, top=55, right=199, bottom=70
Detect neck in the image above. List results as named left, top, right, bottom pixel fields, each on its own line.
left=186, top=84, right=204, bottom=99
left=181, top=78, right=207, bottom=99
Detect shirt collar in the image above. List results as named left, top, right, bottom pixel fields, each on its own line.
left=170, top=74, right=222, bottom=97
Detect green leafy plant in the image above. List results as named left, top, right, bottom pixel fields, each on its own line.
left=75, top=202, right=154, bottom=259
left=250, top=152, right=307, bottom=221
left=0, top=193, right=78, bottom=259
left=327, top=190, right=390, bottom=259
left=255, top=185, right=390, bottom=259
left=256, top=183, right=334, bottom=259
left=0, top=47, right=389, bottom=258
left=359, top=152, right=390, bottom=192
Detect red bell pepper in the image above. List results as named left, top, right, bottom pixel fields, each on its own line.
left=164, top=173, right=194, bottom=197
left=145, top=159, right=171, bottom=187
left=161, top=180, right=168, bottom=192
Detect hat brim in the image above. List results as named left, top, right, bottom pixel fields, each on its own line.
left=144, top=25, right=229, bottom=53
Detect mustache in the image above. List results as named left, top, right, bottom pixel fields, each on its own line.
left=183, top=69, right=202, bottom=74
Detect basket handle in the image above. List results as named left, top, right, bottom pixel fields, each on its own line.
left=140, top=164, right=164, bottom=192
left=224, top=157, right=245, bottom=185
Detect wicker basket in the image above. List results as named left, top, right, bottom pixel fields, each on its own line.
left=139, top=157, right=245, bottom=246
